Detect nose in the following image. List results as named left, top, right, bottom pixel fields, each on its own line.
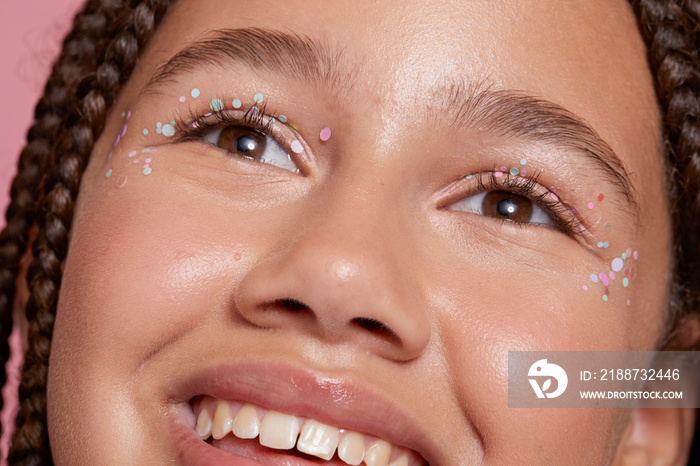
left=233, top=188, right=432, bottom=362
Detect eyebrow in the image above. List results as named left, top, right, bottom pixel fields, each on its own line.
left=144, top=27, right=638, bottom=211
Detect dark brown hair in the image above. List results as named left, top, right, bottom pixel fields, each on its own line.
left=0, top=0, right=697, bottom=463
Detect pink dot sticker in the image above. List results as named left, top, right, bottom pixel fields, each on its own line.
left=148, top=148, right=157, bottom=154
left=128, top=151, right=137, bottom=157
left=320, top=127, right=332, bottom=141
left=600, top=272, right=610, bottom=286
left=145, top=158, right=151, bottom=163
left=179, top=96, right=186, bottom=103
left=291, top=140, right=304, bottom=154
left=582, top=285, right=589, bottom=291
left=587, top=203, right=595, bottom=209
left=494, top=171, right=503, bottom=178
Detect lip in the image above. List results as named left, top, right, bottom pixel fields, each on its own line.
left=165, top=360, right=439, bottom=464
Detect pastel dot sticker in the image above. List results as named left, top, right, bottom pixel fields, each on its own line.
left=320, top=127, right=332, bottom=141
left=603, top=242, right=609, bottom=248
left=582, top=285, right=588, bottom=291
left=143, top=168, right=152, bottom=175
left=191, top=88, right=200, bottom=98
left=143, top=129, right=148, bottom=135
left=253, top=93, right=264, bottom=103
left=510, top=168, right=519, bottom=176
left=587, top=202, right=594, bottom=209
left=609, top=271, right=616, bottom=280
left=145, top=158, right=151, bottom=163
left=611, top=257, right=624, bottom=272
left=121, top=125, right=127, bottom=137
left=465, top=174, right=473, bottom=180
left=598, top=193, right=604, bottom=202
left=121, top=111, right=125, bottom=118
left=603, top=295, right=608, bottom=302
left=278, top=115, right=288, bottom=122
left=232, top=99, right=242, bottom=109
left=550, top=193, right=558, bottom=201
left=600, top=272, right=610, bottom=286
left=500, top=166, right=507, bottom=172
left=633, top=250, right=639, bottom=260
left=597, top=242, right=604, bottom=248
left=520, top=158, right=527, bottom=165
left=290, top=140, right=304, bottom=154
left=179, top=96, right=186, bottom=103
left=128, top=151, right=137, bottom=157
left=590, top=274, right=599, bottom=284
left=105, top=169, right=112, bottom=177
left=210, top=99, right=224, bottom=112
left=162, top=124, right=175, bottom=137
left=494, top=171, right=503, bottom=178
left=623, top=277, right=629, bottom=287
left=520, top=170, right=528, bottom=177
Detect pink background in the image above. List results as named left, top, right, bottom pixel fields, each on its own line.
left=1, top=0, right=84, bottom=461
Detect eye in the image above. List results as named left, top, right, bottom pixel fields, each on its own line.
left=450, top=190, right=555, bottom=227
left=203, top=125, right=299, bottom=173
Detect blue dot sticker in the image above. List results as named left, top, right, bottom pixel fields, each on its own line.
left=143, top=129, right=148, bottom=135
left=278, top=115, right=287, bottom=122
left=105, top=169, right=112, bottom=177
left=509, top=168, right=519, bottom=176
left=232, top=99, right=242, bottom=109
left=520, top=158, right=527, bottom=166
left=191, top=88, right=200, bottom=98
left=590, top=273, right=599, bottom=283
left=253, top=93, right=263, bottom=103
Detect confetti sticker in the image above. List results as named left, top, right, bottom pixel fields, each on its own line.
left=210, top=99, right=224, bottom=112
left=600, top=273, right=610, bottom=286
left=320, top=127, right=332, bottom=141
left=597, top=242, right=604, bottom=248
left=520, top=170, right=528, bottom=177
left=633, top=250, right=639, bottom=260
left=587, top=202, right=594, bottom=209
left=611, top=257, right=624, bottom=272
left=105, top=169, right=112, bottom=178
left=623, top=278, right=629, bottom=287
left=494, top=171, right=503, bottom=178
left=143, top=168, right=152, bottom=175
left=191, top=88, right=200, bottom=98
left=603, top=295, right=608, bottom=302
left=291, top=140, right=304, bottom=154
left=510, top=168, right=519, bottom=176
left=232, top=99, right=242, bottom=109
left=465, top=174, right=473, bottom=180
left=179, top=96, right=186, bottom=103
left=550, top=193, right=559, bottom=201
left=128, top=151, right=137, bottom=157
left=279, top=115, right=288, bottom=122
left=590, top=274, right=599, bottom=284
left=583, top=285, right=588, bottom=291
left=520, top=158, right=527, bottom=165
left=253, top=93, right=264, bottom=103
left=162, top=124, right=175, bottom=137
left=143, top=129, right=148, bottom=135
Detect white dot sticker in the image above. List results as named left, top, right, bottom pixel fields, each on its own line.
left=611, top=257, right=624, bottom=272
left=291, top=140, right=303, bottom=153
left=162, top=124, right=175, bottom=137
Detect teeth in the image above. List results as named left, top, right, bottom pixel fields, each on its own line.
left=364, top=439, right=392, bottom=466
left=195, top=407, right=212, bottom=440
left=297, top=420, right=340, bottom=460
left=212, top=401, right=233, bottom=440
left=259, top=411, right=301, bottom=450
left=338, top=431, right=365, bottom=465
left=194, top=398, right=424, bottom=465
left=232, top=404, right=260, bottom=439
left=389, top=454, right=410, bottom=466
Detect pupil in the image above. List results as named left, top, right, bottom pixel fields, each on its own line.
left=236, top=135, right=257, bottom=153
left=497, top=199, right=517, bottom=217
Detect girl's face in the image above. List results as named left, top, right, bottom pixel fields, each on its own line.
left=47, top=0, right=673, bottom=464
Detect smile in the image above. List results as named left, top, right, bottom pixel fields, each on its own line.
left=192, top=396, right=426, bottom=465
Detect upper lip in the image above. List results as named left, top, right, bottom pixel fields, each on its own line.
left=168, top=359, right=440, bottom=464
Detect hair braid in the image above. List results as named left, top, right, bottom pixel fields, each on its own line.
left=630, top=0, right=700, bottom=348
left=6, top=1, right=173, bottom=463
left=0, top=0, right=118, bottom=435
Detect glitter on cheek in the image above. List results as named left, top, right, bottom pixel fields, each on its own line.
left=191, top=88, right=200, bottom=98
left=320, top=127, right=332, bottom=141
left=291, top=140, right=304, bottom=154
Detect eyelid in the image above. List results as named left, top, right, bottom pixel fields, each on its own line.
left=444, top=171, right=587, bottom=238
left=172, top=105, right=308, bottom=174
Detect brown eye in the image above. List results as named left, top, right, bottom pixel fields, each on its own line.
left=202, top=124, right=300, bottom=172
left=449, top=190, right=555, bottom=226
left=483, top=191, right=533, bottom=222
left=218, top=126, right=267, bottom=160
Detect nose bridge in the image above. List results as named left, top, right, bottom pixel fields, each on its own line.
left=234, top=170, right=432, bottom=361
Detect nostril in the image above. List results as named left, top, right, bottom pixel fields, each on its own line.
left=351, top=317, right=399, bottom=340
left=269, top=298, right=310, bottom=312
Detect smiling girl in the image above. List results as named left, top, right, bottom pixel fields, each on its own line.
left=1, top=0, right=699, bottom=464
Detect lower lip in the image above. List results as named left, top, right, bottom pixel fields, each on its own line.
left=166, top=408, right=342, bottom=466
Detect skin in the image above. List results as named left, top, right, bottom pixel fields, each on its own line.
left=41, top=0, right=694, bottom=464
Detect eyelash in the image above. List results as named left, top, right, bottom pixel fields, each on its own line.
left=173, top=103, right=293, bottom=158
left=467, top=170, right=585, bottom=236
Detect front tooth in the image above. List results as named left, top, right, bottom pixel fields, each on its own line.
left=338, top=432, right=365, bottom=465
left=195, top=407, right=213, bottom=440
left=212, top=401, right=233, bottom=440
left=232, top=404, right=260, bottom=439
left=388, top=454, right=409, bottom=466
left=364, top=439, right=392, bottom=466
left=296, top=420, right=339, bottom=460
left=259, top=411, right=301, bottom=450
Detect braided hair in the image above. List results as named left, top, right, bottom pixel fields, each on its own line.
left=0, top=0, right=698, bottom=463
